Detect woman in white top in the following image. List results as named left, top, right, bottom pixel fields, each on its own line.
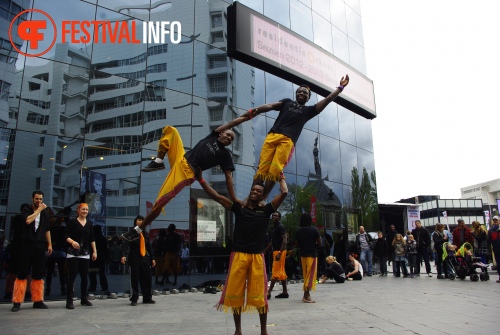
left=65, top=203, right=97, bottom=309
left=345, top=253, right=363, bottom=280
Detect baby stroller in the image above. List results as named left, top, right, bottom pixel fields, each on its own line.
left=443, top=242, right=489, bottom=282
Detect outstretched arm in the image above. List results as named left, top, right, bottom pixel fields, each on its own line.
left=199, top=178, right=233, bottom=209
left=224, top=170, right=243, bottom=206
left=270, top=178, right=288, bottom=210
left=215, top=101, right=284, bottom=133
left=315, top=75, right=349, bottom=113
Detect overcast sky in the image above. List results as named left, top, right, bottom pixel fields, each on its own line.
left=359, top=0, right=500, bottom=203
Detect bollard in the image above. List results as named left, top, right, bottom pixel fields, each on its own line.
left=162, top=290, right=170, bottom=295
left=171, top=289, right=179, bottom=294
left=122, top=293, right=130, bottom=298
left=190, top=288, right=198, bottom=293
left=88, top=294, right=95, bottom=300
left=110, top=293, right=118, bottom=299
left=153, top=290, right=161, bottom=296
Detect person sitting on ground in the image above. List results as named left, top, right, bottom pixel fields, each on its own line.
left=345, top=253, right=363, bottom=281
left=319, top=256, right=345, bottom=283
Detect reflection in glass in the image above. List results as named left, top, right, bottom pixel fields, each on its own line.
left=318, top=102, right=339, bottom=140
left=332, top=25, right=349, bottom=64
left=319, top=135, right=342, bottom=183
left=345, top=5, right=364, bottom=47
left=294, top=128, right=317, bottom=177
left=312, top=12, right=333, bottom=53
left=290, top=0, right=313, bottom=42
left=348, top=38, right=366, bottom=75
left=339, top=141, right=357, bottom=185
left=330, top=0, right=347, bottom=33
left=311, top=0, right=331, bottom=21
left=263, top=0, right=290, bottom=28
left=354, top=114, right=373, bottom=152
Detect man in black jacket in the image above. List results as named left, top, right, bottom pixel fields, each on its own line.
left=385, top=225, right=398, bottom=274
left=121, top=216, right=156, bottom=306
left=411, top=220, right=432, bottom=277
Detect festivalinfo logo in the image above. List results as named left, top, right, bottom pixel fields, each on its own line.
left=9, top=9, right=182, bottom=57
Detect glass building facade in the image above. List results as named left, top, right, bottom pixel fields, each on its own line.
left=0, top=0, right=378, bottom=298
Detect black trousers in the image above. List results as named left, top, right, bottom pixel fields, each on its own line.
left=325, top=269, right=345, bottom=283
left=18, top=242, right=46, bottom=280
left=416, top=246, right=431, bottom=274
left=89, top=262, right=109, bottom=291
left=129, top=256, right=153, bottom=302
left=46, top=256, right=67, bottom=291
left=345, top=263, right=362, bottom=280
left=66, top=257, right=90, bottom=301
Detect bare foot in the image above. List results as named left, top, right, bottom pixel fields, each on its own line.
left=234, top=331, right=242, bottom=335
left=302, top=297, right=315, bottom=303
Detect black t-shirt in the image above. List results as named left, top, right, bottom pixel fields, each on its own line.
left=65, top=218, right=95, bottom=256
left=165, top=232, right=182, bottom=253
left=296, top=226, right=320, bottom=257
left=231, top=202, right=275, bottom=254
left=184, top=131, right=235, bottom=172
left=21, top=205, right=50, bottom=244
left=269, top=98, right=319, bottom=144
left=271, top=222, right=286, bottom=251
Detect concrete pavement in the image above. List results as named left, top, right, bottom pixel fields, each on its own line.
left=1, top=272, right=499, bottom=335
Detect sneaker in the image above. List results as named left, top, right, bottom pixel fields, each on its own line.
left=367, top=273, right=372, bottom=277
left=428, top=273, right=433, bottom=277
left=130, top=301, right=137, bottom=306
left=379, top=274, right=384, bottom=277
left=143, top=299, right=156, bottom=304
left=66, top=302, right=74, bottom=309
left=121, top=229, right=141, bottom=242
left=141, top=161, right=165, bottom=172
left=496, top=279, right=500, bottom=283
left=11, top=303, right=21, bottom=312
left=33, top=301, right=48, bottom=309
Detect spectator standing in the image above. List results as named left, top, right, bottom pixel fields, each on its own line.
left=411, top=220, right=432, bottom=277
left=433, top=223, right=449, bottom=279
left=154, top=229, right=167, bottom=284
left=392, top=234, right=408, bottom=278
left=109, top=240, right=122, bottom=274
left=487, top=216, right=500, bottom=283
left=65, top=203, right=97, bottom=309
left=385, top=225, right=398, bottom=273
left=88, top=225, right=109, bottom=294
left=471, top=221, right=488, bottom=264
left=373, top=231, right=388, bottom=277
left=121, top=215, right=156, bottom=306
left=11, top=191, right=52, bottom=312
left=162, top=224, right=182, bottom=286
left=45, top=211, right=67, bottom=296
left=355, top=226, right=373, bottom=276
left=406, top=235, right=418, bottom=278
left=180, top=243, right=190, bottom=275
left=452, top=218, right=474, bottom=249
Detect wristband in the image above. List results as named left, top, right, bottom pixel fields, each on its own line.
left=337, top=85, right=344, bottom=91
left=248, top=108, right=257, bottom=120
left=199, top=178, right=205, bottom=184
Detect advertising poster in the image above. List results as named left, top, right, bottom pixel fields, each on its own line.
left=407, top=206, right=420, bottom=232
left=197, top=220, right=217, bottom=242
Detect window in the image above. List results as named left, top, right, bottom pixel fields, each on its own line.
left=27, top=112, right=49, bottom=125
left=209, top=108, right=223, bottom=121
left=209, top=74, right=227, bottom=93
left=211, top=31, right=224, bottom=43
left=37, top=155, right=43, bottom=168
left=211, top=13, right=223, bottom=28
left=39, top=137, right=44, bottom=147
left=209, top=55, right=227, bottom=69
left=0, top=80, right=10, bottom=101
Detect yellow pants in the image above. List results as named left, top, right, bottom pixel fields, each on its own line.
left=255, top=133, right=294, bottom=182
left=301, top=257, right=317, bottom=292
left=144, top=126, right=195, bottom=226
left=271, top=250, right=287, bottom=281
left=217, top=252, right=268, bottom=314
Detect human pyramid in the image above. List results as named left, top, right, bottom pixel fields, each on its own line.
left=121, top=75, right=350, bottom=335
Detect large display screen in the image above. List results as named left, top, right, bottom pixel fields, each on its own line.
left=228, top=2, right=376, bottom=119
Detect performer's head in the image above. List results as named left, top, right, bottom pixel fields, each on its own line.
left=300, top=213, right=312, bottom=227
left=296, top=84, right=311, bottom=104
left=248, top=182, right=265, bottom=203
left=218, top=129, right=235, bottom=146
left=271, top=212, right=281, bottom=223
left=134, top=215, right=144, bottom=227
left=31, top=190, right=44, bottom=209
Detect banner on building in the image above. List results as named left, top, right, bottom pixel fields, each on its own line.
left=407, top=206, right=420, bottom=231
left=81, top=171, right=106, bottom=227
left=311, top=195, right=317, bottom=224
